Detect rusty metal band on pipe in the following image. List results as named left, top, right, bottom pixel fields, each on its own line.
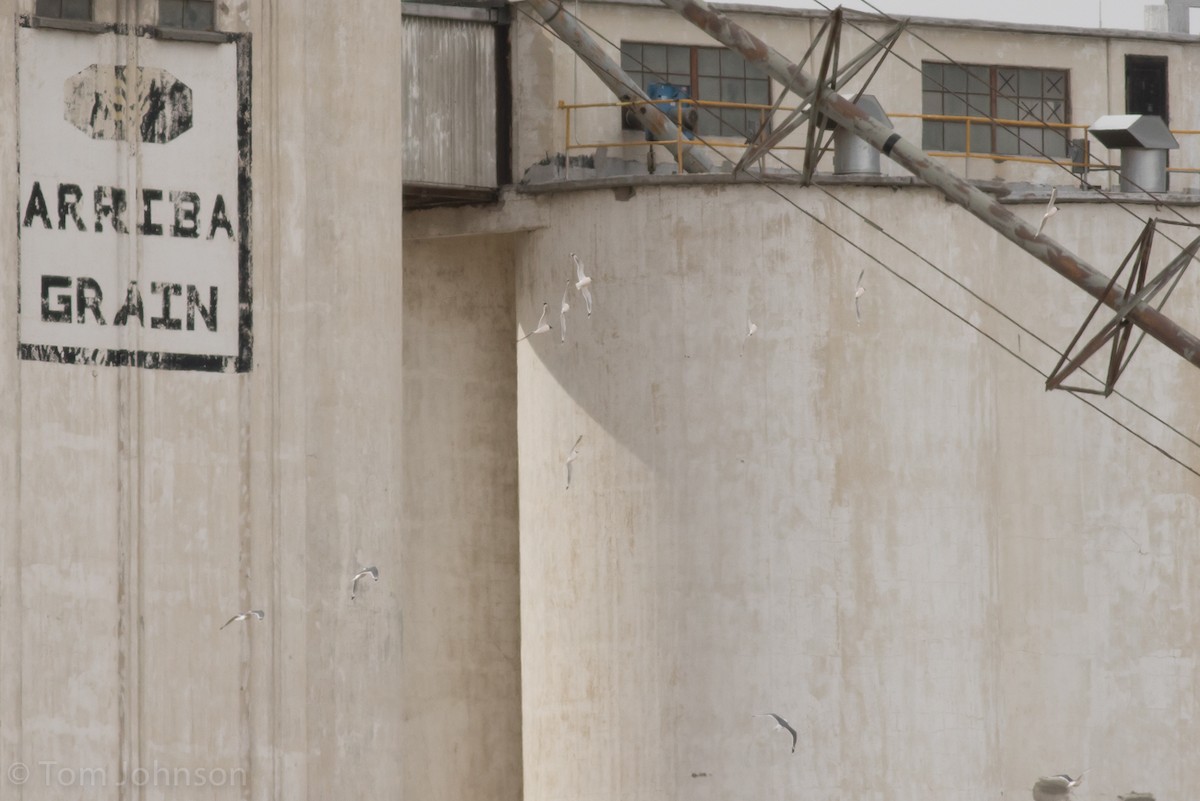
left=659, top=0, right=1200, bottom=369
left=527, top=0, right=722, bottom=174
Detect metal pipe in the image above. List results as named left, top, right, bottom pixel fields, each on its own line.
left=659, top=0, right=1200, bottom=369
left=1120, top=149, right=1170, bottom=193
left=527, top=0, right=723, bottom=174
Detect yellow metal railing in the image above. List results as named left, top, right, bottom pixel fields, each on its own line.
left=888, top=112, right=1087, bottom=168
left=559, top=100, right=1200, bottom=177
left=560, top=98, right=804, bottom=173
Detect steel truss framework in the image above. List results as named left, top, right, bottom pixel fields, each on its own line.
left=659, top=0, right=1200, bottom=375
left=1047, top=220, right=1200, bottom=395
left=735, top=8, right=906, bottom=182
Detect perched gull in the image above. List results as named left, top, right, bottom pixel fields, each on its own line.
left=219, top=610, right=265, bottom=630
left=1032, top=773, right=1087, bottom=801
left=854, top=269, right=866, bottom=324
left=351, top=566, right=379, bottom=600
left=753, top=713, right=797, bottom=753
left=741, top=318, right=758, bottom=356
left=560, top=284, right=571, bottom=344
left=517, top=303, right=552, bottom=342
left=565, top=435, right=583, bottom=489
left=572, top=253, right=593, bottom=316
left=1035, top=187, right=1059, bottom=238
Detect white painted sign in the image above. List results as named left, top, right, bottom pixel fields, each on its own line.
left=17, top=24, right=251, bottom=372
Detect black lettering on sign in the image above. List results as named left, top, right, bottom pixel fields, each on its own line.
left=171, top=191, right=200, bottom=238
left=186, top=286, right=218, bottom=332
left=24, top=182, right=238, bottom=239
left=139, top=189, right=163, bottom=236
left=150, top=282, right=182, bottom=330
left=16, top=33, right=252, bottom=374
left=76, top=278, right=105, bottom=324
left=23, top=182, right=52, bottom=229
left=113, top=281, right=145, bottom=327
left=94, top=187, right=128, bottom=233
left=208, top=194, right=235, bottom=240
left=57, top=184, right=87, bottom=231
left=41, top=275, right=72, bottom=323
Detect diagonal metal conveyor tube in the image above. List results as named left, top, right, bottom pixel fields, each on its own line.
left=528, top=0, right=724, bottom=174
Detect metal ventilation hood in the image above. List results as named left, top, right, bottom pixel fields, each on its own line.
left=1088, top=114, right=1178, bottom=150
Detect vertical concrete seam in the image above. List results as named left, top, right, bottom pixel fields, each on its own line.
left=7, top=15, right=26, bottom=800
left=234, top=13, right=257, bottom=801
left=265, top=0, right=283, bottom=798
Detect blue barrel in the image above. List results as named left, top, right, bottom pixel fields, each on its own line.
left=646, top=82, right=696, bottom=140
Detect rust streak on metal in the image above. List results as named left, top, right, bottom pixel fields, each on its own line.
left=659, top=0, right=1200, bottom=368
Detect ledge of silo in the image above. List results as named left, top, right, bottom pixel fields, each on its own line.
left=516, top=171, right=923, bottom=195
left=996, top=182, right=1200, bottom=206
left=515, top=171, right=1200, bottom=206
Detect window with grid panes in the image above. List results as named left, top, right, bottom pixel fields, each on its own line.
left=921, top=62, right=1069, bottom=158
left=35, top=0, right=92, bottom=20
left=620, top=41, right=771, bottom=139
left=160, top=0, right=215, bottom=30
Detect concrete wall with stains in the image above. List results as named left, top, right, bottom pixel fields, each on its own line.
left=0, top=0, right=421, bottom=799
left=402, top=234, right=522, bottom=801
left=512, top=0, right=1200, bottom=190
left=405, top=180, right=1200, bottom=801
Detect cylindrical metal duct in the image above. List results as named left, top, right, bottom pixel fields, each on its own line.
left=833, top=126, right=881, bottom=175
left=1119, top=148, right=1169, bottom=193
left=1088, top=115, right=1178, bottom=194
left=831, top=95, right=890, bottom=176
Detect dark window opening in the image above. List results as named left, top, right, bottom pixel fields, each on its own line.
left=619, top=41, right=771, bottom=139
left=921, top=61, right=1070, bottom=159
left=35, top=0, right=92, bottom=20
left=1125, top=56, right=1168, bottom=122
left=160, top=0, right=215, bottom=30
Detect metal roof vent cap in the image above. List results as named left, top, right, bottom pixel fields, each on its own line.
left=1089, top=114, right=1179, bottom=193
left=828, top=95, right=893, bottom=176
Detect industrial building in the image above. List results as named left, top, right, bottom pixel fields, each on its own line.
left=406, top=1, right=1200, bottom=801
left=3, top=0, right=1200, bottom=800
left=3, top=1, right=406, bottom=799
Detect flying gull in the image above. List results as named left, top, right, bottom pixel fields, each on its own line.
left=565, top=435, right=583, bottom=489
left=753, top=713, right=797, bottom=753
left=518, top=303, right=552, bottom=342
left=351, top=566, right=379, bottom=600
left=560, top=284, right=571, bottom=343
left=572, top=253, right=593, bottom=316
left=1032, top=772, right=1087, bottom=801
left=1035, top=187, right=1059, bottom=238
left=854, top=269, right=866, bottom=324
left=219, top=610, right=265, bottom=630
left=741, top=318, right=758, bottom=356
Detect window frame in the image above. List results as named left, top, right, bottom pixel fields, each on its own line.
left=159, top=0, right=216, bottom=31
left=921, top=61, right=1071, bottom=160
left=1125, top=54, right=1168, bottom=122
left=34, top=0, right=94, bottom=21
left=619, top=40, right=772, bottom=140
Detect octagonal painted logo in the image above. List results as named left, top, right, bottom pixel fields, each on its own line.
left=64, top=64, right=193, bottom=144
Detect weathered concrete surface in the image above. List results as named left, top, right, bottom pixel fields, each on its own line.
left=248, top=2, right=404, bottom=799
left=497, top=181, right=1200, bottom=801
left=402, top=235, right=522, bottom=801
left=1, top=9, right=21, bottom=801
left=2, top=1, right=405, bottom=799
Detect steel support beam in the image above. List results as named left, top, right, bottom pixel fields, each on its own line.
left=527, top=0, right=723, bottom=174
left=659, top=0, right=1200, bottom=370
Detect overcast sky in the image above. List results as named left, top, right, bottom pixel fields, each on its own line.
left=730, top=0, right=1160, bottom=32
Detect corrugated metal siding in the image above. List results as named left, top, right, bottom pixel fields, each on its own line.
left=403, top=17, right=498, bottom=188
